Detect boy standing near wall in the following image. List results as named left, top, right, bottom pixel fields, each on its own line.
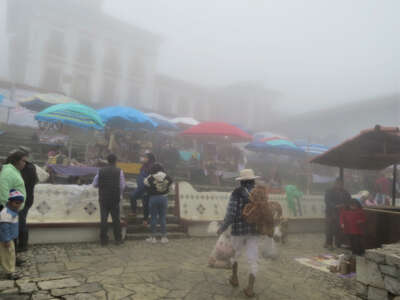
left=0, top=190, right=24, bottom=279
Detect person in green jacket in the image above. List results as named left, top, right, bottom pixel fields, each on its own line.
left=0, top=151, right=27, bottom=209
left=285, top=185, right=303, bottom=217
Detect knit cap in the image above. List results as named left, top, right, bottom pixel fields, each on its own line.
left=8, top=189, right=24, bottom=202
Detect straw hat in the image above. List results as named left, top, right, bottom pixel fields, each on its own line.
left=236, top=169, right=259, bottom=181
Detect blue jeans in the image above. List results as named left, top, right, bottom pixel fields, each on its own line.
left=149, top=195, right=168, bottom=236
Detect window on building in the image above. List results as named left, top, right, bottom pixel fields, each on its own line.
left=127, top=83, right=142, bottom=107
left=103, top=46, right=120, bottom=74
left=177, top=96, right=188, bottom=116
left=71, top=73, right=91, bottom=102
left=46, top=30, right=65, bottom=57
left=77, top=38, right=93, bottom=65
left=41, top=66, right=61, bottom=91
left=130, top=57, right=146, bottom=79
left=101, top=77, right=116, bottom=104
left=158, top=90, right=171, bottom=114
left=194, top=99, right=206, bottom=121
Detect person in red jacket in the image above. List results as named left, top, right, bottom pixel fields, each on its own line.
left=340, top=199, right=366, bottom=255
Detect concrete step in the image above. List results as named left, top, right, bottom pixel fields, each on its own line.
left=127, top=223, right=185, bottom=234
left=125, top=232, right=188, bottom=240
left=123, top=206, right=177, bottom=216
left=124, top=214, right=179, bottom=225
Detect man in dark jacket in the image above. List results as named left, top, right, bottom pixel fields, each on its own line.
left=93, top=154, right=126, bottom=246
left=324, top=178, right=351, bottom=250
left=7, top=147, right=38, bottom=252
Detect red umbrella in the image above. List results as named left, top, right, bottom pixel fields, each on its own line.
left=181, top=122, right=253, bottom=142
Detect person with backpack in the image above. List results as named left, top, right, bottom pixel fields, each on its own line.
left=217, top=169, right=260, bottom=298
left=144, top=163, right=173, bottom=244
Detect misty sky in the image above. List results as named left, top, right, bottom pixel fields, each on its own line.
left=104, top=0, right=399, bottom=113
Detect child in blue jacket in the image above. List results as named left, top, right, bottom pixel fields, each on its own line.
left=0, top=189, right=24, bottom=279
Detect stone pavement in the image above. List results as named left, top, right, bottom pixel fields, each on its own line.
left=0, top=233, right=359, bottom=300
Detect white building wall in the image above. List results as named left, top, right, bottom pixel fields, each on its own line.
left=6, top=0, right=160, bottom=107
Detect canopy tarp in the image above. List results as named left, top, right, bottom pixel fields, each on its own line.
left=310, top=126, right=400, bottom=170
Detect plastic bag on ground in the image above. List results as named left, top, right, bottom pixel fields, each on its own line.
left=260, top=236, right=279, bottom=260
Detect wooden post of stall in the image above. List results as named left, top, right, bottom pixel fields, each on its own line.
left=392, top=164, right=397, bottom=207
left=339, top=167, right=344, bottom=182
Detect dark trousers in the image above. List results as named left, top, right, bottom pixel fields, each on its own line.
left=325, top=216, right=343, bottom=247
left=130, top=188, right=149, bottom=221
left=349, top=235, right=365, bottom=256
left=17, top=203, right=31, bottom=250
left=99, top=200, right=122, bottom=243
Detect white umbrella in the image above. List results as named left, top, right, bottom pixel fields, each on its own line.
left=171, top=117, right=199, bottom=126
left=145, top=112, right=171, bottom=122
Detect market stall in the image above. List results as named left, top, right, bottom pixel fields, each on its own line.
left=35, top=103, right=105, bottom=180
left=96, top=106, right=159, bottom=171
left=181, top=122, right=252, bottom=185
left=311, top=125, right=400, bottom=249
left=245, top=135, right=306, bottom=192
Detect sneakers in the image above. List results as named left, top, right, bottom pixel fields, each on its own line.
left=146, top=237, right=169, bottom=244
left=146, top=237, right=157, bottom=244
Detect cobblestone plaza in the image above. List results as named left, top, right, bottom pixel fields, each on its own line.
left=1, top=234, right=358, bottom=300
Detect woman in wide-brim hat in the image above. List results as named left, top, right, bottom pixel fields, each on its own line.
left=218, top=169, right=260, bottom=298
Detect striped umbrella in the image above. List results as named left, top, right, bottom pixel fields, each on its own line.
left=35, top=103, right=104, bottom=130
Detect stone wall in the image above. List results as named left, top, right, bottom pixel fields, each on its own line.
left=356, top=244, right=400, bottom=300
left=28, top=184, right=101, bottom=224
left=178, top=181, right=325, bottom=222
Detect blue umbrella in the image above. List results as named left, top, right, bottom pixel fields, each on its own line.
left=98, top=106, right=157, bottom=130
left=245, top=137, right=305, bottom=156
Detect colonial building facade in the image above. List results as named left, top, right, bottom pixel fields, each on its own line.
left=6, top=0, right=160, bottom=109
left=4, top=0, right=277, bottom=131
left=153, top=76, right=278, bottom=130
